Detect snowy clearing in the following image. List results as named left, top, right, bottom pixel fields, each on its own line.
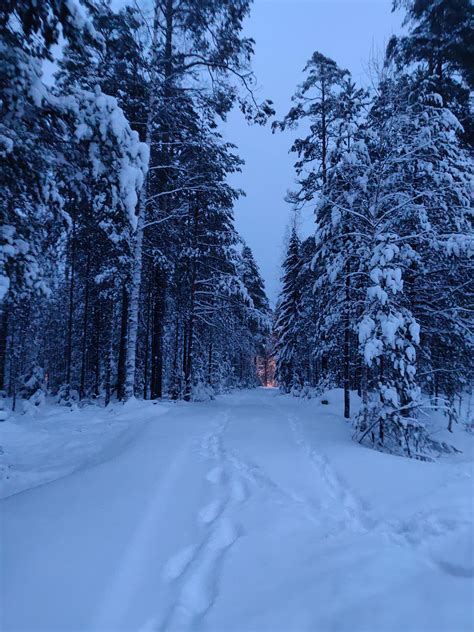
left=2, top=388, right=474, bottom=632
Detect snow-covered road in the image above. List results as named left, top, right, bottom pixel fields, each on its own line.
left=2, top=388, right=473, bottom=631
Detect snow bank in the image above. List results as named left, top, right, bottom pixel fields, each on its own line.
left=0, top=399, right=169, bottom=499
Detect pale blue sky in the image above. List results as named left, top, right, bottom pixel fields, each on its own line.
left=225, top=0, right=403, bottom=304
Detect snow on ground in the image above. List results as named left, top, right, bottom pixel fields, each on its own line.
left=0, top=398, right=169, bottom=498
left=1, top=388, right=473, bottom=632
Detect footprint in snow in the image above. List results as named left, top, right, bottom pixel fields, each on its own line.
left=230, top=477, right=247, bottom=504
left=162, top=544, right=197, bottom=581
left=206, top=466, right=224, bottom=485
left=198, top=499, right=224, bottom=525
left=208, top=517, right=241, bottom=551
left=434, top=559, right=474, bottom=578
left=173, top=519, right=242, bottom=622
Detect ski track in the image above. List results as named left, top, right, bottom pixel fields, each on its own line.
left=145, top=411, right=247, bottom=631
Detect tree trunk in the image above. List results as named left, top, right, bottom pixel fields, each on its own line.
left=143, top=280, right=152, bottom=400
left=93, top=298, right=101, bottom=399
left=361, top=363, right=368, bottom=407
left=170, top=317, right=180, bottom=400
left=208, top=342, right=213, bottom=386
left=184, top=315, right=194, bottom=401
left=0, top=301, right=9, bottom=392
left=182, top=325, right=188, bottom=386
left=124, top=191, right=146, bottom=400
left=79, top=252, right=91, bottom=400
left=104, top=299, right=114, bottom=407
left=124, top=0, right=163, bottom=400
left=117, top=284, right=129, bottom=401
left=321, top=79, right=327, bottom=186
left=184, top=284, right=195, bottom=401
left=9, top=314, right=16, bottom=408
left=343, top=263, right=351, bottom=419
left=65, top=228, right=76, bottom=387
left=151, top=270, right=165, bottom=399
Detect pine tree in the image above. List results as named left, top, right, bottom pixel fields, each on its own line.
left=388, top=0, right=474, bottom=145
left=1, top=0, right=96, bottom=396
left=240, top=245, right=272, bottom=357
left=276, top=19, right=472, bottom=458
left=0, top=0, right=102, bottom=298
left=354, top=70, right=472, bottom=456
left=311, top=78, right=368, bottom=415
left=293, top=237, right=318, bottom=391
left=275, top=229, right=302, bottom=392
left=273, top=52, right=349, bottom=203
left=123, top=0, right=272, bottom=400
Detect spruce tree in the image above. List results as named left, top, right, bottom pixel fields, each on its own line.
left=388, top=0, right=474, bottom=145
left=275, top=229, right=302, bottom=392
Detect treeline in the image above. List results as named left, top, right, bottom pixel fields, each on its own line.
left=0, top=0, right=273, bottom=414
left=274, top=0, right=473, bottom=458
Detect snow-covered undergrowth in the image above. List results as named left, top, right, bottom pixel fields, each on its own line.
left=1, top=388, right=473, bottom=631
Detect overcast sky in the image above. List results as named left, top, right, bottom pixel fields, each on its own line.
left=225, top=0, right=403, bottom=304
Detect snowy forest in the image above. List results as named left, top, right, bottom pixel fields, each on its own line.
left=1, top=0, right=274, bottom=410
left=274, top=0, right=473, bottom=459
left=1, top=1, right=474, bottom=630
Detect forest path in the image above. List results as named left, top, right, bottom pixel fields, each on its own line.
left=2, top=388, right=473, bottom=632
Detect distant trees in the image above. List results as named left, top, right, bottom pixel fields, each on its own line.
left=274, top=0, right=473, bottom=458
left=275, top=229, right=302, bottom=392
left=1, top=0, right=272, bottom=410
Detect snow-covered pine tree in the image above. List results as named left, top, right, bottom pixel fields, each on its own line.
left=59, top=88, right=148, bottom=401
left=240, top=244, right=272, bottom=360
left=386, top=75, right=472, bottom=432
left=388, top=0, right=473, bottom=146
left=1, top=0, right=96, bottom=401
left=1, top=1, right=150, bottom=406
left=58, top=2, right=154, bottom=401
left=273, top=52, right=349, bottom=202
left=293, top=236, right=318, bottom=391
left=0, top=0, right=98, bottom=303
left=274, top=54, right=367, bottom=407
left=385, top=0, right=474, bottom=426
left=123, top=0, right=272, bottom=400
left=275, top=58, right=368, bottom=411
left=354, top=66, right=472, bottom=457
left=275, top=229, right=302, bottom=393
left=311, top=78, right=368, bottom=417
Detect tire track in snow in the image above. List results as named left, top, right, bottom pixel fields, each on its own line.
left=146, top=411, right=247, bottom=631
